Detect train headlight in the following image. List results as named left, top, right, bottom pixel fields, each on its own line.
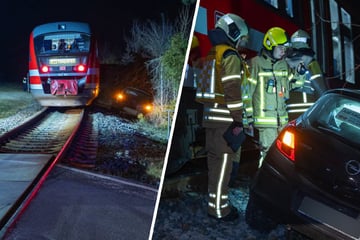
left=75, top=64, right=86, bottom=72
left=41, top=65, right=49, bottom=73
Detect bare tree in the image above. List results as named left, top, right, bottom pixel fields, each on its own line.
left=121, top=18, right=174, bottom=64
left=121, top=5, right=195, bottom=107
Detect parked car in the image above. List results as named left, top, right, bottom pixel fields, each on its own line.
left=113, top=87, right=154, bottom=116
left=245, top=88, right=360, bottom=239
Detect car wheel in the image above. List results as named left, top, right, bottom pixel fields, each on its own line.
left=245, top=194, right=278, bottom=233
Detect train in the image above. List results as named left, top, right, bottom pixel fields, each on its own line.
left=194, top=0, right=357, bottom=87
left=166, top=0, right=360, bottom=175
left=28, top=21, right=100, bottom=107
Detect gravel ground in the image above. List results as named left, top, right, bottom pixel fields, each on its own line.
left=0, top=105, right=42, bottom=133
left=90, top=111, right=167, bottom=187
left=151, top=180, right=295, bottom=240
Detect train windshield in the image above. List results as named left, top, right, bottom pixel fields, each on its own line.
left=34, top=33, right=91, bottom=55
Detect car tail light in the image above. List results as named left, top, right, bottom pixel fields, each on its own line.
left=41, top=65, right=49, bottom=73
left=276, top=122, right=296, bottom=161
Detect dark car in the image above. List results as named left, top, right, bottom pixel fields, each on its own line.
left=113, top=87, right=154, bottom=116
left=245, top=88, right=360, bottom=239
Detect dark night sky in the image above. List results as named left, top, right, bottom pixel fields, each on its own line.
left=0, top=0, right=186, bottom=81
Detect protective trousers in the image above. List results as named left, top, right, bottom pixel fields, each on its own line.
left=257, top=127, right=281, bottom=167
left=206, top=127, right=240, bottom=218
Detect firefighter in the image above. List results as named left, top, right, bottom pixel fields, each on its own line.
left=285, top=29, right=329, bottom=120
left=196, top=13, right=249, bottom=221
left=243, top=27, right=291, bottom=168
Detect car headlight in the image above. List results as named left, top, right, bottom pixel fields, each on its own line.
left=144, top=104, right=153, bottom=112
left=116, top=93, right=124, bottom=101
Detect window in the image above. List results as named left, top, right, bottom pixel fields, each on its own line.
left=34, top=33, right=91, bottom=55
left=285, top=0, right=294, bottom=18
left=341, top=8, right=355, bottom=84
left=264, top=0, right=278, bottom=9
left=329, top=0, right=342, bottom=79
left=309, top=93, right=360, bottom=145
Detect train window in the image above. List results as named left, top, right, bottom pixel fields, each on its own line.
left=261, top=0, right=294, bottom=18
left=330, top=0, right=342, bottom=80
left=329, top=0, right=355, bottom=84
left=263, top=0, right=278, bottom=9
left=341, top=8, right=355, bottom=84
left=285, top=0, right=294, bottom=18
left=34, top=33, right=91, bottom=55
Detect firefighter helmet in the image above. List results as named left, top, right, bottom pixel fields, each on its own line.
left=263, top=27, right=289, bottom=51
left=215, top=13, right=248, bottom=46
left=291, top=29, right=311, bottom=49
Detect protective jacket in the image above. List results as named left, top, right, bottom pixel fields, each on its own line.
left=196, top=44, right=244, bottom=128
left=243, top=49, right=291, bottom=128
left=287, top=59, right=328, bottom=120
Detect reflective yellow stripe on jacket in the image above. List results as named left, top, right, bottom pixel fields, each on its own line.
left=254, top=116, right=288, bottom=126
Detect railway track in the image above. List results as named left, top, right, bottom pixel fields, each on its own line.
left=0, top=108, right=84, bottom=153
left=0, top=107, right=94, bottom=234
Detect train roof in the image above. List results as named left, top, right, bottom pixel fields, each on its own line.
left=32, top=22, right=91, bottom=37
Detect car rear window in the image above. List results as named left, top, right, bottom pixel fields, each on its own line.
left=307, top=93, right=360, bottom=145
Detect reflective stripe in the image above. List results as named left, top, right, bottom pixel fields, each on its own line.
left=310, top=74, right=322, bottom=80
left=208, top=108, right=230, bottom=114
left=287, top=108, right=309, bottom=113
left=204, top=106, right=236, bottom=123
left=292, top=37, right=307, bottom=43
left=221, top=203, right=229, bottom=208
left=227, top=102, right=243, bottom=110
left=221, top=74, right=241, bottom=82
left=210, top=60, right=215, bottom=93
left=205, top=116, right=233, bottom=122
left=258, top=72, right=273, bottom=77
left=196, top=92, right=216, bottom=99
left=244, top=107, right=253, bottom=113
left=260, top=76, right=265, bottom=117
left=196, top=59, right=216, bottom=101
left=258, top=71, right=288, bottom=77
left=246, top=77, right=257, bottom=85
left=287, top=103, right=314, bottom=108
left=208, top=202, right=229, bottom=209
left=288, top=72, right=294, bottom=80
left=215, top=153, right=228, bottom=217
left=254, top=116, right=288, bottom=125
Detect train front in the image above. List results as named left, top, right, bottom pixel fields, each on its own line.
left=28, top=22, right=100, bottom=107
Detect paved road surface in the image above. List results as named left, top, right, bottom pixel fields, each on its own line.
left=2, top=165, right=158, bottom=240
